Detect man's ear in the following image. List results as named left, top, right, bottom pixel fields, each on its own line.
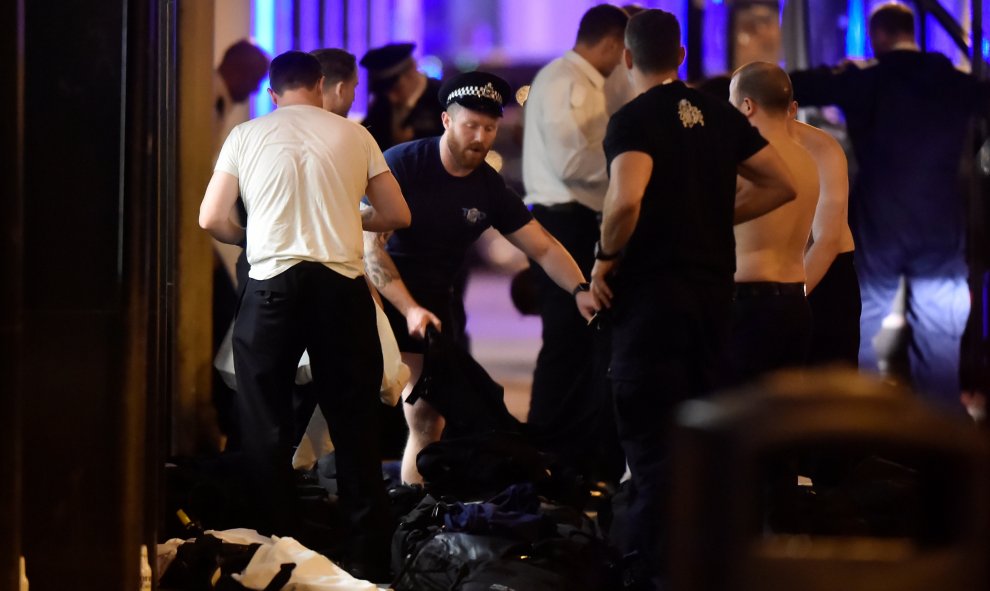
left=267, top=87, right=278, bottom=107
left=788, top=100, right=799, bottom=119
left=741, top=97, right=756, bottom=118
left=333, top=80, right=345, bottom=98
left=623, top=47, right=633, bottom=70
left=677, top=46, right=686, bottom=67
left=441, top=110, right=452, bottom=129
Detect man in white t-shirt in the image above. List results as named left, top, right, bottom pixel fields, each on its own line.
left=200, top=50, right=410, bottom=581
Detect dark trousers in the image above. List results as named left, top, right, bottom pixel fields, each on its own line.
left=233, top=262, right=391, bottom=571
left=610, top=274, right=733, bottom=588
left=729, top=283, right=812, bottom=384
left=529, top=203, right=622, bottom=482
left=808, top=251, right=861, bottom=367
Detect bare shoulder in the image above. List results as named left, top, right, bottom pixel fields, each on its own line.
left=790, top=120, right=844, bottom=162
left=774, top=135, right=819, bottom=199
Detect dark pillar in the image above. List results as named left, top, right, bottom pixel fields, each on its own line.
left=686, top=0, right=704, bottom=81
left=17, top=0, right=169, bottom=589
left=0, top=0, right=25, bottom=589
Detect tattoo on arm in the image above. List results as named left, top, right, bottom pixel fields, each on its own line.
left=364, top=231, right=398, bottom=290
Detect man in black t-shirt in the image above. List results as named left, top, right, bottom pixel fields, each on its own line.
left=365, top=71, right=597, bottom=485
left=588, top=10, right=796, bottom=588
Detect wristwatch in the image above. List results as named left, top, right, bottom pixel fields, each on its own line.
left=571, top=282, right=591, bottom=297
left=594, top=239, right=621, bottom=261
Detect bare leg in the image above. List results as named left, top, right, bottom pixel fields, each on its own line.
left=398, top=352, right=446, bottom=484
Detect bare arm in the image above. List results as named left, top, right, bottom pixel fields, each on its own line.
left=588, top=151, right=652, bottom=309
left=504, top=220, right=595, bottom=320
left=599, top=152, right=652, bottom=255
left=734, top=144, right=797, bottom=224
left=363, top=230, right=441, bottom=337
left=802, top=129, right=850, bottom=293
left=505, top=220, right=585, bottom=293
left=363, top=171, right=412, bottom=232
left=199, top=171, right=245, bottom=244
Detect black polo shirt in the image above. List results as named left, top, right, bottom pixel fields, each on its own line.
left=604, top=80, right=767, bottom=279
left=383, top=137, right=533, bottom=294
left=604, top=81, right=767, bottom=383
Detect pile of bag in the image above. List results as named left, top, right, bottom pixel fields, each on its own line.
left=391, top=483, right=619, bottom=591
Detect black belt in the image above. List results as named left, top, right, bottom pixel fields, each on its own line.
left=734, top=281, right=806, bottom=298
left=531, top=202, right=590, bottom=214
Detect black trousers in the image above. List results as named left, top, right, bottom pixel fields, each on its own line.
left=529, top=203, right=622, bottom=482
left=729, top=283, right=812, bottom=384
left=609, top=273, right=734, bottom=588
left=808, top=251, right=861, bottom=367
left=233, top=262, right=391, bottom=571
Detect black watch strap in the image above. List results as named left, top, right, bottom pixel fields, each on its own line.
left=571, top=282, right=591, bottom=297
left=594, top=239, right=621, bottom=261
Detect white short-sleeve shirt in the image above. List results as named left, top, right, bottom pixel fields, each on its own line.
left=215, top=104, right=390, bottom=280
left=522, top=51, right=610, bottom=212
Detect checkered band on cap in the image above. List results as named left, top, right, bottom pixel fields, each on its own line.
left=446, top=82, right=503, bottom=106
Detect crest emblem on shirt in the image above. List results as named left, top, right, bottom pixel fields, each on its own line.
left=463, top=208, right=487, bottom=224
left=678, top=99, right=704, bottom=128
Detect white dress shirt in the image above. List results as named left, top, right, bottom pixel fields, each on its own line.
left=523, top=50, right=610, bottom=212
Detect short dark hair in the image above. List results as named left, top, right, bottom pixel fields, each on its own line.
left=268, top=50, right=322, bottom=94
left=869, top=2, right=915, bottom=37
left=576, top=4, right=629, bottom=46
left=625, top=9, right=681, bottom=74
left=310, top=48, right=357, bottom=92
left=731, top=61, right=793, bottom=115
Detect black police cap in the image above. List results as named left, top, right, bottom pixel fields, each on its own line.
left=360, top=43, right=416, bottom=92
left=437, top=71, right=512, bottom=117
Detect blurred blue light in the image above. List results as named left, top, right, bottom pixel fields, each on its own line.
left=983, top=38, right=990, bottom=60
left=252, top=0, right=276, bottom=117
left=420, top=55, right=444, bottom=80
left=845, top=0, right=866, bottom=59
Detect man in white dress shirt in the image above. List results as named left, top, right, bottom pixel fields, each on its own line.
left=521, top=3, right=628, bottom=482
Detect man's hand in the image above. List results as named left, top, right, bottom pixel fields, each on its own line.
left=575, top=290, right=597, bottom=322
left=590, top=259, right=617, bottom=309
left=406, top=306, right=442, bottom=339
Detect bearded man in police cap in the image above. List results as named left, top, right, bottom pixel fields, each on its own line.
left=364, top=71, right=598, bottom=484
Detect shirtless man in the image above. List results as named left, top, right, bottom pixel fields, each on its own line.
left=788, top=112, right=860, bottom=367
left=728, top=62, right=820, bottom=381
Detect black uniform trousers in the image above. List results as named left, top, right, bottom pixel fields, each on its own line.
left=529, top=203, right=623, bottom=482
left=808, top=251, right=861, bottom=367
left=609, top=272, right=734, bottom=588
left=729, top=282, right=812, bottom=384
left=232, top=262, right=391, bottom=573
